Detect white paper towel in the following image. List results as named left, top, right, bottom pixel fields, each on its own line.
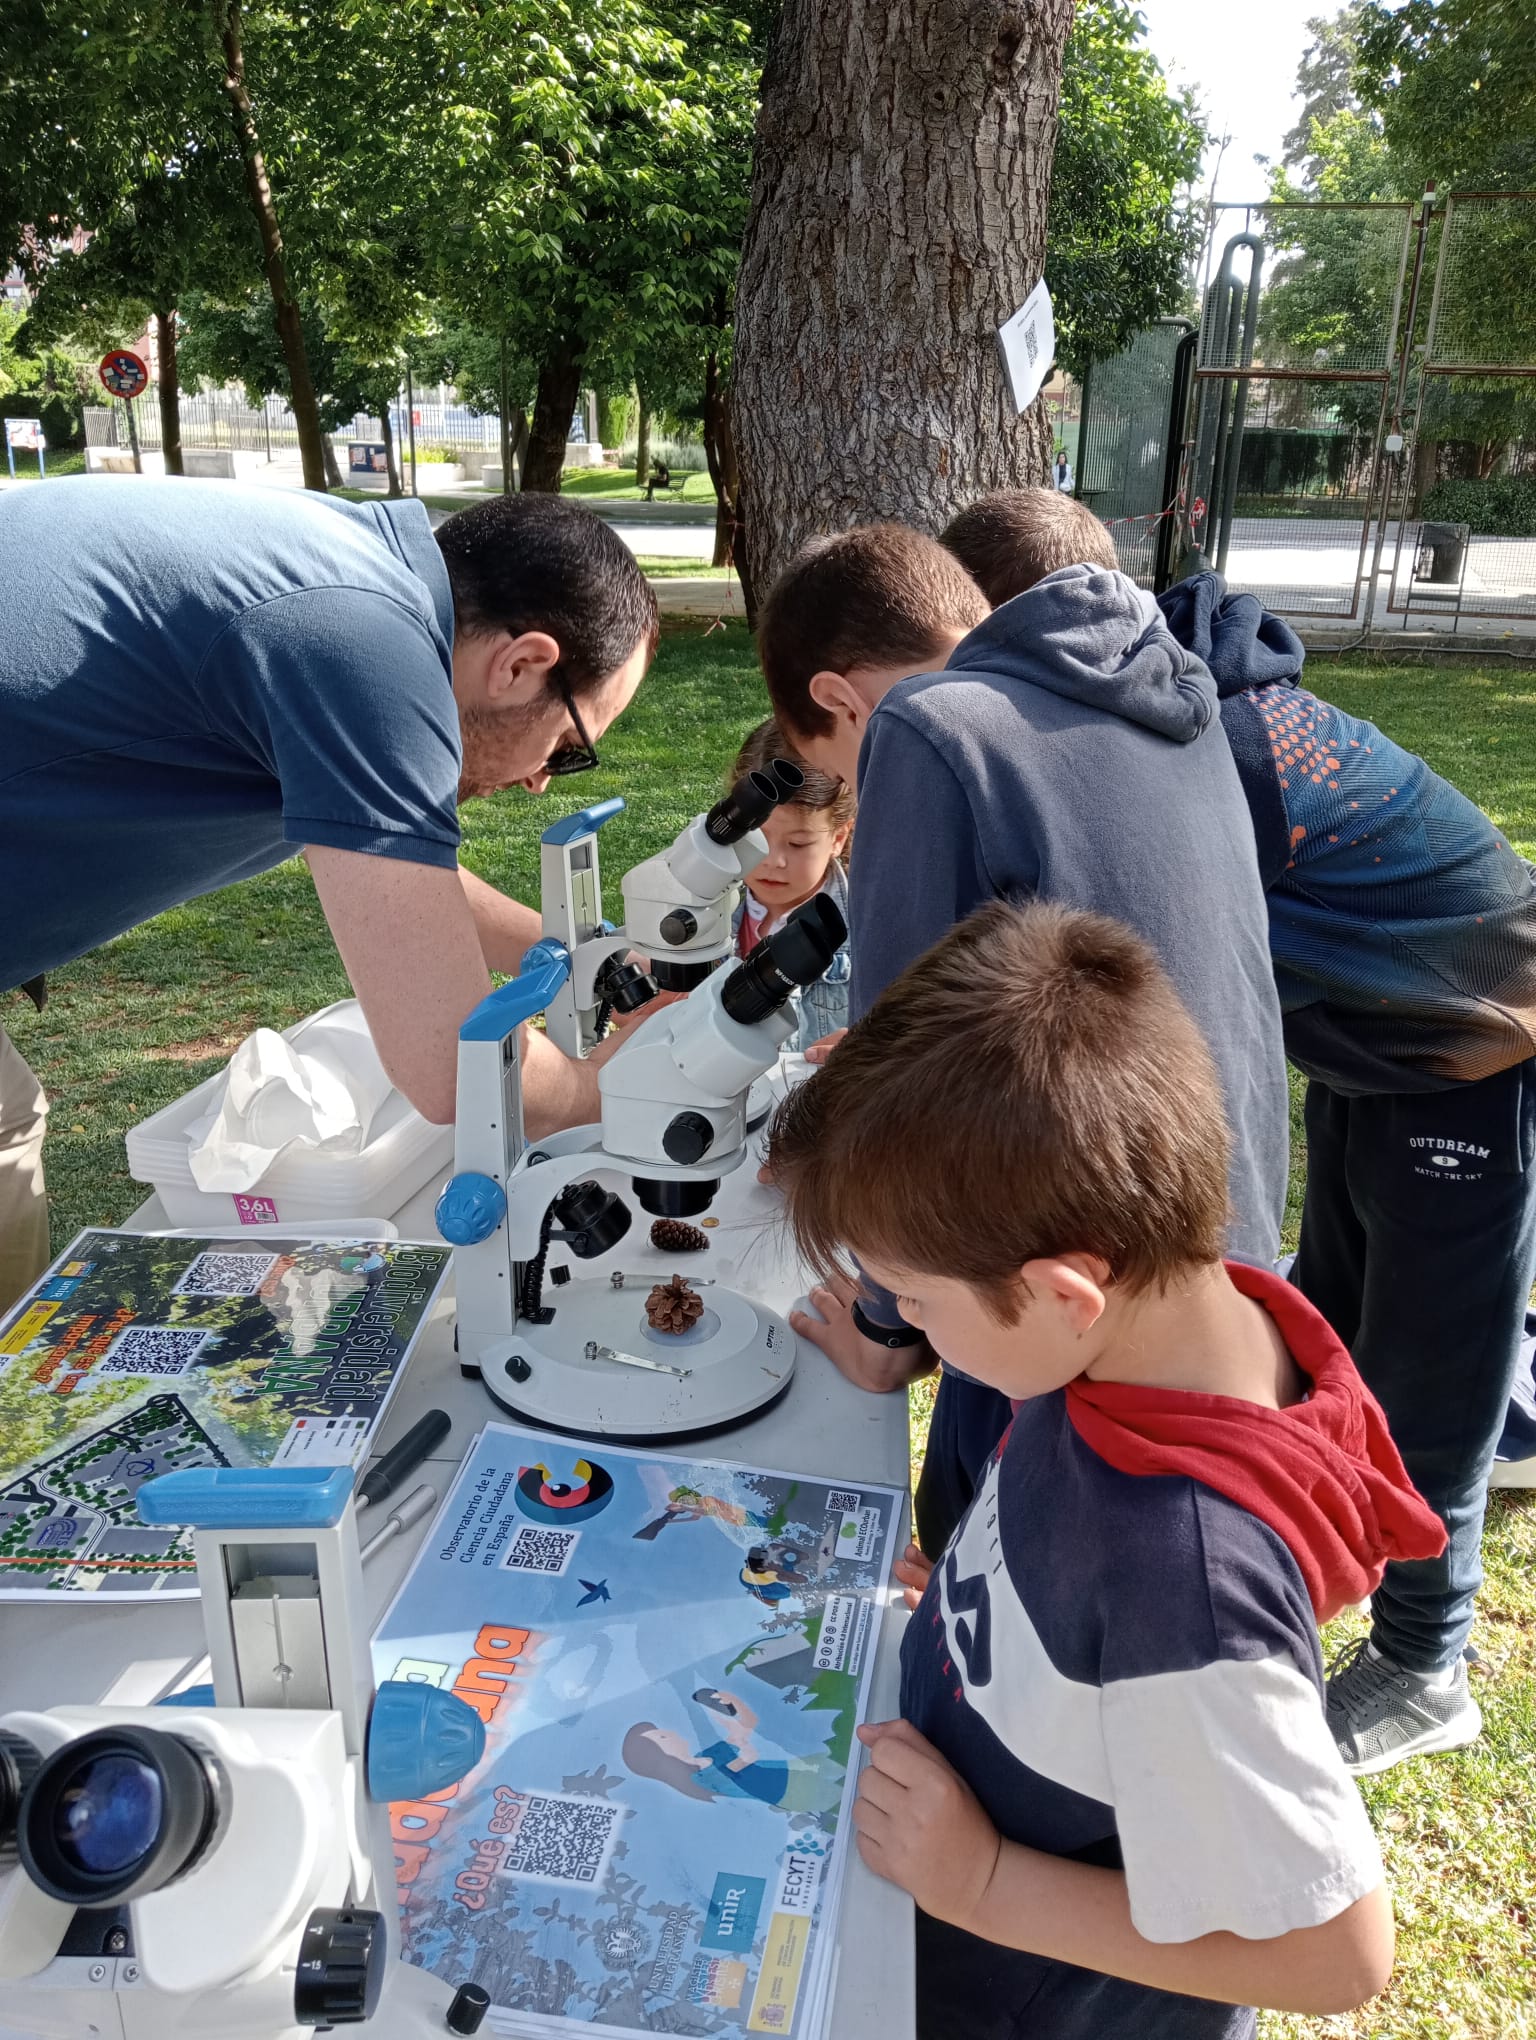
left=187, top=1002, right=397, bottom=1192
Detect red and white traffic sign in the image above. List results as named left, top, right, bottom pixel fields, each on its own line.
left=98, top=349, right=149, bottom=401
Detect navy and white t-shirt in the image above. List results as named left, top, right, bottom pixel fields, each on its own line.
left=901, top=1391, right=1382, bottom=2040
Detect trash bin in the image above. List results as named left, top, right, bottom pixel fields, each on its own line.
left=1416, top=521, right=1469, bottom=585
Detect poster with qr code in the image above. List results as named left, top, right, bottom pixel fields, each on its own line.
left=0, top=1229, right=450, bottom=1599
left=373, top=1421, right=903, bottom=2040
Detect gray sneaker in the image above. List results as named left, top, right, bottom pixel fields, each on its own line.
left=1325, top=1637, right=1483, bottom=1776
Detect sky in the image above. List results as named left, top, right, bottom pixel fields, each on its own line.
left=1133, top=0, right=1327, bottom=206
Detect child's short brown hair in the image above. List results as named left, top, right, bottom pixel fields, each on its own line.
left=941, top=490, right=1119, bottom=607
left=756, top=524, right=990, bottom=742
left=769, top=900, right=1230, bottom=1318
left=732, top=716, right=856, bottom=830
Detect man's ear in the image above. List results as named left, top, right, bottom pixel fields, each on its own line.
left=485, top=629, right=562, bottom=708
left=808, top=669, right=866, bottom=728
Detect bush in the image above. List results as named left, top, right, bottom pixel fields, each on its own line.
left=1420, top=476, right=1536, bottom=537
left=0, top=391, right=84, bottom=452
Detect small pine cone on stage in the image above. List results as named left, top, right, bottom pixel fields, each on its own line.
left=645, top=1274, right=705, bottom=1335
left=650, top=1217, right=709, bottom=1254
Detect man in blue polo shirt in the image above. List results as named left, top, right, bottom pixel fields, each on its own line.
left=0, top=477, right=659, bottom=1308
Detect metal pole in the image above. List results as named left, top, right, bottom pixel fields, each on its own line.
left=264, top=395, right=273, bottom=463
left=406, top=361, right=418, bottom=496
left=1155, top=330, right=1199, bottom=593
left=124, top=396, right=142, bottom=474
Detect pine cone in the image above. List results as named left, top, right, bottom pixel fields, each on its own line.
left=650, top=1217, right=709, bottom=1254
left=645, top=1274, right=705, bottom=1336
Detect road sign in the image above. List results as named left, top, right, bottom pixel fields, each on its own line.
left=98, top=349, right=149, bottom=401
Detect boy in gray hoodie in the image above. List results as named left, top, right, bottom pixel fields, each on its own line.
left=757, top=523, right=1288, bottom=1557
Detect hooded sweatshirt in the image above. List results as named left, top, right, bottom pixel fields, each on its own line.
left=1159, top=571, right=1536, bottom=1093
left=1065, top=1261, right=1446, bottom=1623
left=851, top=563, right=1288, bottom=1268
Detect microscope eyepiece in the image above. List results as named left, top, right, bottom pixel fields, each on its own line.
left=19, top=1725, right=221, bottom=1905
left=719, top=895, right=847, bottom=1028
left=770, top=758, right=805, bottom=797
left=703, top=768, right=783, bottom=846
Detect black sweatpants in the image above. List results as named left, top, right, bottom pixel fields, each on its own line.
left=1293, top=1059, right=1536, bottom=1671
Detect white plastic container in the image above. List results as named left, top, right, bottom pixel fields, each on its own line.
left=125, top=1001, right=454, bottom=1229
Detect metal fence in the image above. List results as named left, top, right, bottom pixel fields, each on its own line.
left=1074, top=191, right=1536, bottom=630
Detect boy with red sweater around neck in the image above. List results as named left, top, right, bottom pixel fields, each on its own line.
left=770, top=900, right=1443, bottom=2040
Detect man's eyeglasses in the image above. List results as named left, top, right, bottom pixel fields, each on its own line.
left=544, top=670, right=600, bottom=777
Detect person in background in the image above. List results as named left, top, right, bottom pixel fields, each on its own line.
left=729, top=717, right=854, bottom=1051
left=771, top=900, right=1429, bottom=2040
left=942, top=483, right=1536, bottom=1775
left=0, top=482, right=658, bottom=1313
left=755, top=520, right=1287, bottom=1563
left=1054, top=449, right=1074, bottom=493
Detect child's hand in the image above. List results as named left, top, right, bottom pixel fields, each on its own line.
left=853, top=1719, right=1001, bottom=1926
left=790, top=1272, right=933, bottom=1394
left=804, top=1028, right=846, bottom=1064
left=893, top=1542, right=934, bottom=1610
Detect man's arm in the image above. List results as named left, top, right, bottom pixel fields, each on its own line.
left=307, top=847, right=601, bottom=1136
left=458, top=864, right=543, bottom=974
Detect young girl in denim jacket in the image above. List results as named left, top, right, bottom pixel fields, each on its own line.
left=729, top=717, right=854, bottom=1051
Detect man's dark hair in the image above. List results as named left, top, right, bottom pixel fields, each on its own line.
left=435, top=494, right=659, bottom=692
left=941, top=490, right=1119, bottom=607
left=756, top=524, right=990, bottom=742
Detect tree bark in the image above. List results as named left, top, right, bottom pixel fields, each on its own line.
left=510, top=407, right=530, bottom=485
left=702, top=348, right=748, bottom=599
left=521, top=342, right=585, bottom=493
left=321, top=435, right=342, bottom=488
left=734, top=0, right=1074, bottom=601
left=219, top=0, right=329, bottom=492
left=155, top=306, right=182, bottom=477
left=379, top=396, right=403, bottom=498
left=634, top=393, right=652, bottom=488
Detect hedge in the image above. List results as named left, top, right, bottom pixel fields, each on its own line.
left=0, top=392, right=85, bottom=452
left=1420, top=476, right=1536, bottom=538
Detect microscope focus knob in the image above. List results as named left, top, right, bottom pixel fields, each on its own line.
left=662, top=1110, right=715, bottom=1166
left=658, top=906, right=698, bottom=945
left=436, top=1171, right=507, bottom=1246
left=293, top=1906, right=388, bottom=2026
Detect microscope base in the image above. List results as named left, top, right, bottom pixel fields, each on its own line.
left=470, top=1280, right=796, bottom=1441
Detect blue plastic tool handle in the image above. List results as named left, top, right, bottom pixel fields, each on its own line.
left=541, top=797, right=625, bottom=847
left=137, top=1466, right=355, bottom=1530
left=457, top=948, right=571, bottom=1043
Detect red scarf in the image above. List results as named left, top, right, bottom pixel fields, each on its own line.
left=1061, top=1262, right=1446, bottom=1624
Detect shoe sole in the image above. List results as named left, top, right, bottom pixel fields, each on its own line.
left=1339, top=1701, right=1484, bottom=1777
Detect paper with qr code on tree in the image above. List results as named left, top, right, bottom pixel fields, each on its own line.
left=372, top=1421, right=903, bottom=2040
left=0, top=1228, right=449, bottom=1599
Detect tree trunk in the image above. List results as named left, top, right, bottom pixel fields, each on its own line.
left=321, top=435, right=342, bottom=488
left=155, top=305, right=182, bottom=477
left=702, top=348, right=749, bottom=603
left=1408, top=431, right=1438, bottom=518
left=510, top=407, right=530, bottom=486
left=634, top=394, right=652, bottom=488
left=521, top=342, right=585, bottom=493
left=379, top=397, right=403, bottom=498
left=734, top=0, right=1074, bottom=602
left=219, top=0, right=329, bottom=492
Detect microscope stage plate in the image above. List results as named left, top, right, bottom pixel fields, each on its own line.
left=476, top=1281, right=796, bottom=1441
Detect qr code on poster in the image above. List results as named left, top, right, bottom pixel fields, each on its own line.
left=499, top=1791, right=622, bottom=1886
left=502, top=1524, right=579, bottom=1575
left=825, top=1488, right=861, bottom=1515
left=99, top=1327, right=213, bottom=1377
left=172, top=1251, right=278, bottom=1298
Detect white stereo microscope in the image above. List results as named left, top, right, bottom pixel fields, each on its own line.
left=0, top=1467, right=487, bottom=2040
left=437, top=769, right=844, bottom=1441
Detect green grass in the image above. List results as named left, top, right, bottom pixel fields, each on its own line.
left=555, top=464, right=717, bottom=504
left=629, top=555, right=732, bottom=578
left=9, top=640, right=1536, bottom=2038
left=1, top=447, right=87, bottom=480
